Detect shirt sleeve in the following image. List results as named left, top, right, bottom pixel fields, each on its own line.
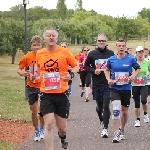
left=66, top=50, right=78, bottom=67
left=132, top=57, right=140, bottom=68
left=84, top=52, right=95, bottom=74
left=18, top=55, right=27, bottom=69
left=106, top=58, right=111, bottom=69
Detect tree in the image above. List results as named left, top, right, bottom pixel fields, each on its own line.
left=0, top=18, right=24, bottom=64
left=115, top=16, right=139, bottom=41
left=138, top=8, right=150, bottom=22
left=56, top=0, right=67, bottom=19
left=75, top=0, right=83, bottom=11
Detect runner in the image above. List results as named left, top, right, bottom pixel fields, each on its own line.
left=59, top=42, right=74, bottom=95
left=75, top=49, right=83, bottom=87
left=105, top=39, right=140, bottom=143
left=79, top=46, right=91, bottom=102
left=36, top=28, right=78, bottom=150
left=144, top=48, right=150, bottom=108
left=132, top=46, right=150, bottom=127
left=17, top=35, right=44, bottom=141
left=84, top=34, right=114, bottom=137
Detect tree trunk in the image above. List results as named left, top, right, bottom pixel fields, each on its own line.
left=11, top=53, right=16, bottom=64
left=75, top=37, right=77, bottom=45
left=69, top=38, right=72, bottom=45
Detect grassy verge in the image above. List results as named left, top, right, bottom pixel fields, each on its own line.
left=0, top=142, right=14, bottom=150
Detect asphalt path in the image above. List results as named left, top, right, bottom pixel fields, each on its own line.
left=17, top=75, right=150, bottom=150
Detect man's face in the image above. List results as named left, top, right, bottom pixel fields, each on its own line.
left=31, top=42, right=42, bottom=53
left=127, top=48, right=132, bottom=55
left=116, top=41, right=126, bottom=54
left=97, top=35, right=107, bottom=49
left=144, top=49, right=148, bottom=56
left=43, top=30, right=58, bottom=46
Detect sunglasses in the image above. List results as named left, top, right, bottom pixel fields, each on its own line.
left=98, top=40, right=106, bottom=42
left=61, top=46, right=66, bottom=48
left=137, top=50, right=144, bottom=53
left=83, top=50, right=89, bottom=51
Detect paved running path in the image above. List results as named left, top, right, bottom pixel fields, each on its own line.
left=17, top=76, right=150, bottom=150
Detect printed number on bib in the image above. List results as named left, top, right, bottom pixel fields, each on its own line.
left=133, top=76, right=147, bottom=86
left=43, top=72, right=61, bottom=90
left=115, top=72, right=129, bottom=85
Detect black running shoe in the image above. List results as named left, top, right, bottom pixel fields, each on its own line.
left=61, top=138, right=68, bottom=149
left=80, top=91, right=84, bottom=97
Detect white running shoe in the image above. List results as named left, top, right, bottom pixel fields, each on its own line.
left=119, top=129, right=125, bottom=140
left=101, top=128, right=108, bottom=138
left=144, top=114, right=149, bottom=123
left=134, top=120, right=140, bottom=127
left=112, top=132, right=120, bottom=143
left=34, top=130, right=40, bottom=142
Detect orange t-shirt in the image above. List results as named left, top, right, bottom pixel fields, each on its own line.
left=18, top=51, right=41, bottom=88
left=75, top=53, right=80, bottom=61
left=36, top=46, right=77, bottom=93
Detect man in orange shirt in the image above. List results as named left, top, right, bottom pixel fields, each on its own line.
left=36, top=28, right=78, bottom=150
left=17, top=35, right=44, bottom=142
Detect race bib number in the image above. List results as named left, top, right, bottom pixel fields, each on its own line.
left=43, top=72, right=61, bottom=90
left=115, top=72, right=129, bottom=85
left=133, top=76, right=147, bottom=86
left=95, top=59, right=108, bottom=71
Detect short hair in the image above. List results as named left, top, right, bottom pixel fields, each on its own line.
left=30, top=35, right=42, bottom=43
left=116, top=39, right=126, bottom=46
left=43, top=28, right=58, bottom=38
left=97, top=33, right=108, bottom=41
left=59, top=42, right=68, bottom=47
left=144, top=48, right=148, bottom=50
left=127, top=48, right=132, bottom=50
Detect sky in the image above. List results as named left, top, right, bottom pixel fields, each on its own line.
left=0, top=0, right=150, bottom=17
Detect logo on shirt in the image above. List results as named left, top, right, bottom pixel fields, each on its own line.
left=44, top=59, right=59, bottom=72
left=123, top=64, right=129, bottom=66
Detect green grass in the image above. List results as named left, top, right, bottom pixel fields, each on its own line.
left=0, top=54, right=31, bottom=122
left=0, top=142, right=14, bottom=150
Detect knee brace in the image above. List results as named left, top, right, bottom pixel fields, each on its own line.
left=112, top=100, right=121, bottom=119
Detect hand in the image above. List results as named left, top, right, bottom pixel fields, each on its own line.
left=61, top=72, right=71, bottom=82
left=95, top=69, right=101, bottom=75
left=108, top=79, right=115, bottom=85
left=128, top=75, right=134, bottom=82
left=147, top=98, right=150, bottom=104
left=22, top=70, right=30, bottom=77
left=68, top=66, right=72, bottom=71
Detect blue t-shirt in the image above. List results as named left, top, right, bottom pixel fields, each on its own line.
left=107, top=54, right=140, bottom=90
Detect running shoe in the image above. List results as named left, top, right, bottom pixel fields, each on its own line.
left=61, top=138, right=68, bottom=149
left=39, top=126, right=44, bottom=139
left=134, top=120, right=140, bottom=127
left=34, top=130, right=40, bottom=142
left=112, top=132, right=120, bottom=143
left=85, top=97, right=89, bottom=102
left=101, top=128, right=108, bottom=138
left=80, top=91, right=85, bottom=97
left=144, top=114, right=149, bottom=123
left=119, top=128, right=125, bottom=140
